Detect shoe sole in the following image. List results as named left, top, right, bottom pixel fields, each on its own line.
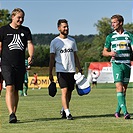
left=124, top=116, right=130, bottom=119
left=67, top=117, right=74, bottom=120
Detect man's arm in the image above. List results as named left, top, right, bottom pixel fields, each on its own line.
left=27, top=40, right=34, bottom=65
left=49, top=53, right=55, bottom=82
left=74, top=52, right=82, bottom=73
left=102, top=47, right=116, bottom=57
left=0, top=42, right=2, bottom=55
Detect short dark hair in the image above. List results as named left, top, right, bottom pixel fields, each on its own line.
left=111, top=14, right=124, bottom=24
left=57, top=19, right=68, bottom=27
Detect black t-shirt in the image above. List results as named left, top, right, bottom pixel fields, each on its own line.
left=0, top=24, right=32, bottom=67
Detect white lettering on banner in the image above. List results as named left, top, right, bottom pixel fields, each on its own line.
left=102, top=67, right=112, bottom=72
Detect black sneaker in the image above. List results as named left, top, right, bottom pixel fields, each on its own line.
left=114, top=112, right=120, bottom=118
left=124, top=113, right=130, bottom=119
left=9, top=113, right=17, bottom=123
left=60, top=110, right=66, bottom=119
left=66, top=114, right=73, bottom=120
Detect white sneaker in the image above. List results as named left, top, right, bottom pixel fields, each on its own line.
left=38, top=87, right=41, bottom=90
left=24, top=93, right=27, bottom=96
left=32, top=88, right=34, bottom=90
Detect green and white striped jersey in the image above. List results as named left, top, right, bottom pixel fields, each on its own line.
left=104, top=30, right=133, bottom=63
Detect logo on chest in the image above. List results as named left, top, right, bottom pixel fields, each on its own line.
left=60, top=48, right=73, bottom=53
left=8, top=34, right=24, bottom=51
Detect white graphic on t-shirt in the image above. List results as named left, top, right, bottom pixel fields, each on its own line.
left=8, top=34, right=24, bottom=51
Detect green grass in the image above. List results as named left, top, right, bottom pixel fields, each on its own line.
left=0, top=84, right=133, bottom=133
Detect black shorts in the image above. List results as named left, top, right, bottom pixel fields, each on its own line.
left=57, top=72, right=75, bottom=91
left=92, top=81, right=97, bottom=85
left=2, top=65, right=25, bottom=90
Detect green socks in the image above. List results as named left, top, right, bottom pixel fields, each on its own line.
left=116, top=92, right=127, bottom=115
left=116, top=94, right=126, bottom=113
left=19, top=90, right=23, bottom=96
left=24, top=86, right=28, bottom=95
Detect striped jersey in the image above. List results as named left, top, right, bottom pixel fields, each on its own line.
left=104, top=30, right=133, bottom=63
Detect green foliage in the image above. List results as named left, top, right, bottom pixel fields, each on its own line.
left=26, top=45, right=50, bottom=67
left=94, top=17, right=112, bottom=36
left=124, top=23, right=133, bottom=33
left=32, top=33, right=57, bottom=45
left=0, top=9, right=11, bottom=27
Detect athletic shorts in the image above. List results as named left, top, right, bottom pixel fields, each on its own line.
left=112, top=62, right=131, bottom=84
left=2, top=65, right=25, bottom=90
left=57, top=72, right=75, bottom=91
left=92, top=81, right=97, bottom=85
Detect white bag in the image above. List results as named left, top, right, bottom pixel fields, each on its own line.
left=74, top=73, right=91, bottom=96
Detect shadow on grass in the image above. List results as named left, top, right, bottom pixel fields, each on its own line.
left=17, top=113, right=133, bottom=123
left=17, top=117, right=62, bottom=123
left=74, top=113, right=133, bottom=120
left=74, top=113, right=114, bottom=119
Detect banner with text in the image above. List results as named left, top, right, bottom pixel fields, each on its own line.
left=28, top=76, right=59, bottom=88
left=88, top=62, right=133, bottom=83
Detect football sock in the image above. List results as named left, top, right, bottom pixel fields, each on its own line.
left=19, top=90, right=23, bottom=96
left=64, top=109, right=70, bottom=116
left=24, top=86, right=28, bottom=94
left=117, top=92, right=127, bottom=115
left=116, top=102, right=121, bottom=113
left=116, top=93, right=126, bottom=113
left=123, top=94, right=126, bottom=105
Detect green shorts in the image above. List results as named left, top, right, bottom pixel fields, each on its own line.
left=112, top=62, right=131, bottom=84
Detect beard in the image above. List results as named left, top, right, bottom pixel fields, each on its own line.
left=60, top=30, right=69, bottom=36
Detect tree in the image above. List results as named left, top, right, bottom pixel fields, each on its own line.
left=0, top=9, right=11, bottom=27
left=90, top=17, right=112, bottom=62
left=94, top=17, right=112, bottom=36
left=25, top=45, right=50, bottom=67
left=124, top=23, right=133, bottom=34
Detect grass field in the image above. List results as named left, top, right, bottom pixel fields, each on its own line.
left=0, top=83, right=133, bottom=133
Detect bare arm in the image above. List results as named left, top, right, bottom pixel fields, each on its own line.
left=49, top=53, right=55, bottom=82
left=27, top=40, right=34, bottom=65
left=0, top=42, right=2, bottom=54
left=74, top=52, right=82, bottom=73
left=102, top=47, right=116, bottom=57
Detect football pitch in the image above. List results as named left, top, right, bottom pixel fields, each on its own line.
left=0, top=83, right=133, bottom=133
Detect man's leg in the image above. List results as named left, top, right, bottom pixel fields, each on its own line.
left=116, top=82, right=129, bottom=117
left=61, top=88, right=73, bottom=120
left=0, top=73, right=2, bottom=96
left=6, top=85, right=16, bottom=114
left=116, top=85, right=127, bottom=115
left=14, top=89, right=19, bottom=113
left=24, top=83, right=28, bottom=96
left=19, top=90, right=23, bottom=96
left=6, top=85, right=17, bottom=123
left=61, top=88, right=68, bottom=111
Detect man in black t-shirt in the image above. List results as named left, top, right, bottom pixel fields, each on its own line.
left=0, top=8, right=34, bottom=123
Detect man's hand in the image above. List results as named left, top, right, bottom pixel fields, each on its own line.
left=28, top=56, right=34, bottom=65
left=49, top=74, right=54, bottom=82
